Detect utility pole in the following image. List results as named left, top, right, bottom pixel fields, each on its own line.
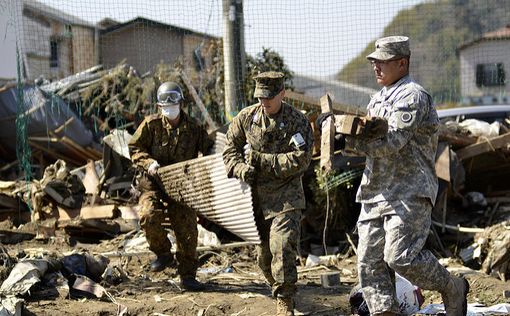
left=222, top=0, right=246, bottom=122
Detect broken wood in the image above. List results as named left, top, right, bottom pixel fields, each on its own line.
left=29, top=140, right=82, bottom=166
left=333, top=114, right=365, bottom=135
left=435, top=143, right=451, bottom=182
left=456, top=132, right=510, bottom=160
left=57, top=204, right=119, bottom=221
left=319, top=94, right=335, bottom=173
left=431, top=220, right=484, bottom=233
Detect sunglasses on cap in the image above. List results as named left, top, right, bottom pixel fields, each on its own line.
left=158, top=90, right=183, bottom=104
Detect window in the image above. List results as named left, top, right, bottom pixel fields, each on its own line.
left=476, top=63, right=505, bottom=87
left=50, top=40, right=59, bottom=68
left=193, top=46, right=205, bottom=71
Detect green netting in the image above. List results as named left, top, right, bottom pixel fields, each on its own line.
left=0, top=0, right=509, bottom=173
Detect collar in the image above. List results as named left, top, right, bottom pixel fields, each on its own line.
left=252, top=102, right=286, bottom=126
left=381, top=75, right=411, bottom=100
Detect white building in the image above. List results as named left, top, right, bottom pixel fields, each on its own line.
left=459, top=25, right=510, bottom=105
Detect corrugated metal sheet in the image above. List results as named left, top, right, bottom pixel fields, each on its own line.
left=158, top=152, right=260, bottom=244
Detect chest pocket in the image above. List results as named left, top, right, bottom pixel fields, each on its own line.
left=247, top=122, right=290, bottom=153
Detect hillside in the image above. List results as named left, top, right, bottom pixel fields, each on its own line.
left=337, top=0, right=510, bottom=104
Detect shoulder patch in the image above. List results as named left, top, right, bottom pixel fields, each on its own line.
left=400, top=112, right=413, bottom=123
left=396, top=109, right=417, bottom=129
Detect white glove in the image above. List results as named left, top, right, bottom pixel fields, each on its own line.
left=243, top=143, right=251, bottom=162
left=148, top=161, right=160, bottom=176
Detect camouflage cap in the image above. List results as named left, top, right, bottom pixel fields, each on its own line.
left=366, top=36, right=410, bottom=61
left=253, top=71, right=285, bottom=98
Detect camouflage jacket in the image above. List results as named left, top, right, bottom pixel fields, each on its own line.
left=129, top=112, right=213, bottom=170
left=223, top=101, right=313, bottom=219
left=345, top=75, right=439, bottom=205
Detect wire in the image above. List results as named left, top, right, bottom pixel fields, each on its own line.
left=322, top=180, right=330, bottom=256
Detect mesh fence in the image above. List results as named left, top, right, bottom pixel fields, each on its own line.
left=1, top=0, right=510, bottom=170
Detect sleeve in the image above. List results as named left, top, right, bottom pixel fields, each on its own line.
left=222, top=114, right=251, bottom=179
left=128, top=119, right=157, bottom=170
left=345, top=91, right=428, bottom=158
left=251, top=118, right=313, bottom=179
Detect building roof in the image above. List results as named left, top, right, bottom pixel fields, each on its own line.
left=459, top=24, right=510, bottom=50
left=101, top=16, right=218, bottom=39
left=96, top=18, right=120, bottom=30
left=23, top=0, right=94, bottom=28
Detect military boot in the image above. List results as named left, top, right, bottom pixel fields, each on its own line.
left=276, top=296, right=294, bottom=316
left=180, top=277, right=205, bottom=291
left=149, top=254, right=174, bottom=272
left=441, top=276, right=469, bottom=316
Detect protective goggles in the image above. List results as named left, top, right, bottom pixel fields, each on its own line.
left=157, top=90, right=183, bottom=104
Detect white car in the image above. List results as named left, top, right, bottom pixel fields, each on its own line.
left=437, top=105, right=510, bottom=123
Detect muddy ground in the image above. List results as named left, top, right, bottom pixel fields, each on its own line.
left=3, top=230, right=509, bottom=316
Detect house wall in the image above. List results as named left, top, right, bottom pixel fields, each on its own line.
left=21, top=8, right=96, bottom=80
left=100, top=23, right=183, bottom=74
left=72, top=25, right=96, bottom=73
left=23, top=9, right=52, bottom=79
left=460, top=40, right=510, bottom=104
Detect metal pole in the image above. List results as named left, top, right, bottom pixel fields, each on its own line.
left=223, top=0, right=246, bottom=122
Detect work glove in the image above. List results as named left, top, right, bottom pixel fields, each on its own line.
left=243, top=143, right=251, bottom=162
left=237, top=163, right=256, bottom=185
left=315, top=112, right=333, bottom=132
left=147, top=161, right=160, bottom=176
left=246, top=149, right=262, bottom=169
left=362, top=117, right=388, bottom=139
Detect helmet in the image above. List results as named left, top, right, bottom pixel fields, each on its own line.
left=157, top=82, right=184, bottom=106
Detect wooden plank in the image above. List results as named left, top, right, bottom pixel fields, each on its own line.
left=333, top=114, right=364, bottom=135
left=57, top=204, right=118, bottom=221
left=435, top=144, right=450, bottom=182
left=456, top=132, right=510, bottom=160
left=319, top=94, right=334, bottom=173
left=29, top=140, right=82, bottom=166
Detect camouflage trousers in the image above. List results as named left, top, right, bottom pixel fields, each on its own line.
left=255, top=209, right=301, bottom=298
left=139, top=188, right=198, bottom=278
left=357, top=198, right=451, bottom=314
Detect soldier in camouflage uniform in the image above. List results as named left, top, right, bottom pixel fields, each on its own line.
left=223, top=71, right=313, bottom=316
left=129, top=82, right=213, bottom=291
left=319, top=36, right=469, bottom=316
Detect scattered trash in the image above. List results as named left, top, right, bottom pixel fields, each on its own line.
left=0, top=296, right=24, bottom=316
left=349, top=273, right=423, bottom=316
left=417, top=303, right=510, bottom=316
left=0, top=259, right=56, bottom=296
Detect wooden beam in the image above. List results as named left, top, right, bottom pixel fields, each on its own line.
left=28, top=140, right=82, bottom=166
left=319, top=94, right=335, bottom=174
left=456, top=133, right=510, bottom=160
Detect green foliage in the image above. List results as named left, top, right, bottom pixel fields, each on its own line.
left=309, top=164, right=363, bottom=206
left=78, top=43, right=293, bottom=130
left=337, top=0, right=510, bottom=104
